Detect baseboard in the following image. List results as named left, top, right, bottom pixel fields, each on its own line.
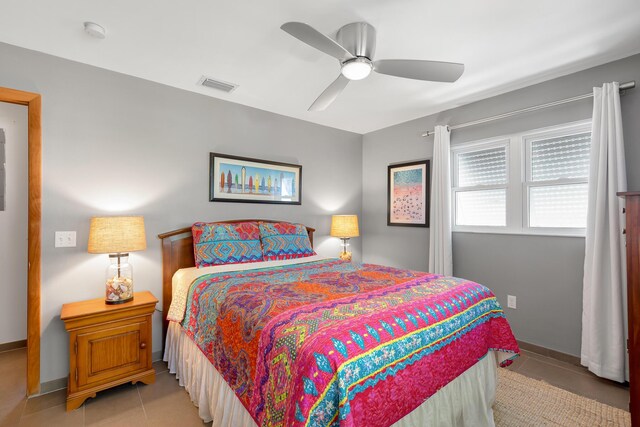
left=517, top=340, right=581, bottom=366
left=152, top=350, right=162, bottom=362
left=38, top=377, right=67, bottom=396
left=0, top=339, right=26, bottom=353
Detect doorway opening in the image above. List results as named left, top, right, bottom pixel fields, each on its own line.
left=0, top=103, right=28, bottom=353
left=0, top=87, right=42, bottom=396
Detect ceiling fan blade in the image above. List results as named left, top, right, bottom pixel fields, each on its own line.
left=373, top=59, right=464, bottom=82
left=309, top=74, right=350, bottom=111
left=281, top=22, right=354, bottom=62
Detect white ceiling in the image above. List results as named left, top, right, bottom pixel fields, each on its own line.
left=1, top=0, right=640, bottom=134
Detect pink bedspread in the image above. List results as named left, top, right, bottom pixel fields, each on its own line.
left=181, top=259, right=519, bottom=427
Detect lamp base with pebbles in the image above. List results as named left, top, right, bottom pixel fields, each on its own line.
left=88, top=216, right=147, bottom=305
left=106, top=253, right=133, bottom=304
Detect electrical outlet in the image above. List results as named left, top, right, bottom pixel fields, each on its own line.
left=55, top=231, right=76, bottom=248
left=507, top=295, right=517, bottom=309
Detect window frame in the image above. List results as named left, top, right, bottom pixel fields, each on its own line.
left=451, top=119, right=591, bottom=237
left=451, top=137, right=511, bottom=233
left=522, top=121, right=592, bottom=236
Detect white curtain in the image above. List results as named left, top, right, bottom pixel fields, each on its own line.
left=581, top=82, right=628, bottom=382
left=429, top=125, right=453, bottom=276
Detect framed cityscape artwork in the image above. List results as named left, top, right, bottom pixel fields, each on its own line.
left=210, top=153, right=302, bottom=205
left=387, top=160, right=430, bottom=227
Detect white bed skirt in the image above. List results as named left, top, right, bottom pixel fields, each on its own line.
left=164, top=321, right=497, bottom=427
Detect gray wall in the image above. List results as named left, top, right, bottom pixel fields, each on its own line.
left=0, top=102, right=28, bottom=344
left=0, top=42, right=363, bottom=384
left=363, top=53, right=640, bottom=357
left=2, top=38, right=639, bottom=384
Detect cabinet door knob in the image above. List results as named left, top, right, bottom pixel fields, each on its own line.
left=140, top=342, right=147, bottom=349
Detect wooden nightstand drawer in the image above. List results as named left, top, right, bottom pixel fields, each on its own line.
left=61, top=291, right=158, bottom=411
left=76, top=318, right=150, bottom=387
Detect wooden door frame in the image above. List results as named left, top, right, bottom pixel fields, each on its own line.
left=0, top=86, right=41, bottom=395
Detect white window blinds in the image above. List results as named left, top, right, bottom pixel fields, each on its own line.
left=530, top=132, right=591, bottom=181
left=457, top=147, right=507, bottom=186
left=528, top=184, right=588, bottom=228
left=456, top=189, right=506, bottom=226
left=454, top=144, right=508, bottom=228
left=527, top=131, right=591, bottom=229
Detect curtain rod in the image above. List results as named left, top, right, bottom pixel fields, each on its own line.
left=421, top=80, right=636, bottom=137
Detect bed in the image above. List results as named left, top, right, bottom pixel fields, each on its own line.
left=159, top=220, right=519, bottom=427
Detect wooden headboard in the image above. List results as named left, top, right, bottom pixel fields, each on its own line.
left=157, top=219, right=315, bottom=347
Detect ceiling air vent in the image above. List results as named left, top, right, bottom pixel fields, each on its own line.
left=198, top=76, right=238, bottom=93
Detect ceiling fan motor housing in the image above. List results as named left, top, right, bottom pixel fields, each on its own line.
left=336, top=22, right=376, bottom=60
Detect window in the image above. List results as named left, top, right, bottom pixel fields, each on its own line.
left=454, top=143, right=508, bottom=227
left=525, top=131, right=590, bottom=229
left=452, top=120, right=591, bottom=236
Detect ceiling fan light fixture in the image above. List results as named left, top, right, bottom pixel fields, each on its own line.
left=341, top=58, right=372, bottom=80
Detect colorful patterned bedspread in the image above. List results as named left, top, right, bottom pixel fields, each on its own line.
left=181, top=259, right=519, bottom=427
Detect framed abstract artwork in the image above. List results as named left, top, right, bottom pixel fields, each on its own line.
left=210, top=153, right=302, bottom=205
left=387, top=160, right=430, bottom=227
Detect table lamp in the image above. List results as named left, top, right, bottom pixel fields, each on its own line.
left=330, top=215, right=359, bottom=261
left=88, top=216, right=146, bottom=304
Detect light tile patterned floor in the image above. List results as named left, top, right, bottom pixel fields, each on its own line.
left=0, top=347, right=629, bottom=426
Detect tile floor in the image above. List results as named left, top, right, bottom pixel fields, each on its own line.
left=0, top=347, right=630, bottom=426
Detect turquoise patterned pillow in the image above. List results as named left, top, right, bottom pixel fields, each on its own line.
left=259, top=222, right=315, bottom=261
left=192, top=222, right=264, bottom=267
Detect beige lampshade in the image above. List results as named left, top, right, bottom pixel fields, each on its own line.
left=88, top=216, right=147, bottom=254
left=330, top=215, right=360, bottom=238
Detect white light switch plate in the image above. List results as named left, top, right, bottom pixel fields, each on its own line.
left=507, top=295, right=517, bottom=309
left=55, top=231, right=76, bottom=248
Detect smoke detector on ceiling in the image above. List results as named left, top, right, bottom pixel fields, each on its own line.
left=198, top=76, right=238, bottom=93
left=84, top=22, right=106, bottom=39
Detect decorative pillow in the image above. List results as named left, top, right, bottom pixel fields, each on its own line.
left=192, top=222, right=264, bottom=268
left=258, top=222, right=315, bottom=261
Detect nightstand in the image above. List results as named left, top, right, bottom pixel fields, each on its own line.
left=60, top=291, right=158, bottom=411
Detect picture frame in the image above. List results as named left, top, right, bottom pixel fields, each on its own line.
left=210, top=153, right=302, bottom=205
left=387, top=160, right=430, bottom=227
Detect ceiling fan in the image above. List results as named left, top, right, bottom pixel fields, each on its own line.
left=281, top=21, right=465, bottom=111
